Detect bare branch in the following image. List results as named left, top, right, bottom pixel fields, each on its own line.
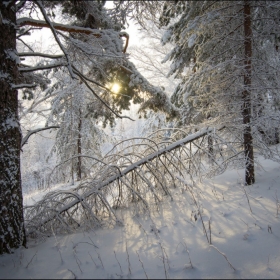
left=17, top=27, right=42, bottom=39
left=17, top=38, right=34, bottom=52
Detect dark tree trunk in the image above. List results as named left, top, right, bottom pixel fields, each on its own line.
left=274, top=127, right=279, bottom=144
left=243, top=1, right=255, bottom=185
left=0, top=2, right=26, bottom=254
left=77, top=109, right=82, bottom=181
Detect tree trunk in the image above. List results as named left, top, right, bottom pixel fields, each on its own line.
left=77, top=109, right=82, bottom=181
left=243, top=1, right=255, bottom=185
left=274, top=127, right=279, bottom=144
left=0, top=3, right=26, bottom=254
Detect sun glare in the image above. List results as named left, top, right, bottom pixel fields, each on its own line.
left=111, top=83, right=121, bottom=94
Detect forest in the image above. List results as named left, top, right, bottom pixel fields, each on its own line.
left=1, top=1, right=280, bottom=278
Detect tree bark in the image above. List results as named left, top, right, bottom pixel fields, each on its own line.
left=243, top=1, right=255, bottom=185
left=0, top=2, right=26, bottom=254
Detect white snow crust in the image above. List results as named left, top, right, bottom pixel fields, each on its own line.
left=0, top=155, right=280, bottom=279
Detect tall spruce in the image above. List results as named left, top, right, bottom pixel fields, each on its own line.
left=160, top=0, right=280, bottom=185
left=0, top=1, right=26, bottom=254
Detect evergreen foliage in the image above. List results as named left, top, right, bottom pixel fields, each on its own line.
left=160, top=0, right=280, bottom=184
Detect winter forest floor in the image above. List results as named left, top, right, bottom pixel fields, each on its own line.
left=1, top=156, right=280, bottom=279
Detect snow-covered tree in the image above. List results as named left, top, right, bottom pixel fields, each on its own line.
left=0, top=0, right=177, bottom=254
left=160, top=0, right=280, bottom=185
left=47, top=76, right=107, bottom=184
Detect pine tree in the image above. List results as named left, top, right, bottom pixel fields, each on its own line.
left=0, top=1, right=26, bottom=254
left=160, top=0, right=280, bottom=185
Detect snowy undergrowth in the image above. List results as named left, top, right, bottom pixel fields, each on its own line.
left=1, top=156, right=280, bottom=279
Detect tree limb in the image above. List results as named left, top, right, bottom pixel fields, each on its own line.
left=19, top=62, right=66, bottom=72
left=21, top=126, right=60, bottom=147
left=17, top=38, right=34, bottom=52
left=12, top=83, right=36, bottom=89
left=35, top=0, right=75, bottom=79
left=18, top=52, right=64, bottom=59
left=17, top=18, right=129, bottom=53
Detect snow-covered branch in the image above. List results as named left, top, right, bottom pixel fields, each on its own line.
left=35, top=0, right=75, bottom=79
left=21, top=126, right=60, bottom=147
left=17, top=17, right=102, bottom=36
left=19, top=62, right=66, bottom=72
left=12, top=83, right=36, bottom=89
left=18, top=52, right=64, bottom=59
left=16, top=18, right=129, bottom=53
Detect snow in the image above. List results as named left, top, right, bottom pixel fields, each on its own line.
left=161, top=29, right=172, bottom=45
left=5, top=49, right=21, bottom=65
left=1, top=155, right=280, bottom=278
left=187, top=34, right=197, bottom=48
left=2, top=117, right=19, bottom=129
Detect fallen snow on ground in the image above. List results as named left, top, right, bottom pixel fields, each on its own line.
left=1, top=156, right=280, bottom=279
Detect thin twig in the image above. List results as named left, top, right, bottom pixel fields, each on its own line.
left=241, top=185, right=253, bottom=213
left=209, top=218, right=212, bottom=244
left=137, top=251, right=149, bottom=279
left=67, top=269, right=77, bottom=279
left=25, top=251, right=37, bottom=268
left=88, top=252, right=98, bottom=268
left=97, top=253, right=104, bottom=269
left=114, top=250, right=123, bottom=275
left=210, top=245, right=236, bottom=271
left=126, top=241, right=132, bottom=275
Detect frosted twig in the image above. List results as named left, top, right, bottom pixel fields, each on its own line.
left=137, top=251, right=149, bottom=279
left=159, top=241, right=170, bottom=279
left=186, top=248, right=194, bottom=269
left=114, top=250, right=123, bottom=275
left=126, top=241, right=132, bottom=275
left=97, top=253, right=105, bottom=269
left=25, top=251, right=37, bottom=268
left=241, top=184, right=252, bottom=213
left=88, top=252, right=98, bottom=268
left=67, top=269, right=77, bottom=279
left=210, top=245, right=236, bottom=271
left=75, top=241, right=98, bottom=249
left=74, top=252, right=83, bottom=274
left=209, top=218, right=212, bottom=244
left=88, top=236, right=98, bottom=248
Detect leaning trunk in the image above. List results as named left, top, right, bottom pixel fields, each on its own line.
left=242, top=1, right=255, bottom=185
left=0, top=3, right=26, bottom=254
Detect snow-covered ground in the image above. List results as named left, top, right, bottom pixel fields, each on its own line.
left=1, top=156, right=280, bottom=279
